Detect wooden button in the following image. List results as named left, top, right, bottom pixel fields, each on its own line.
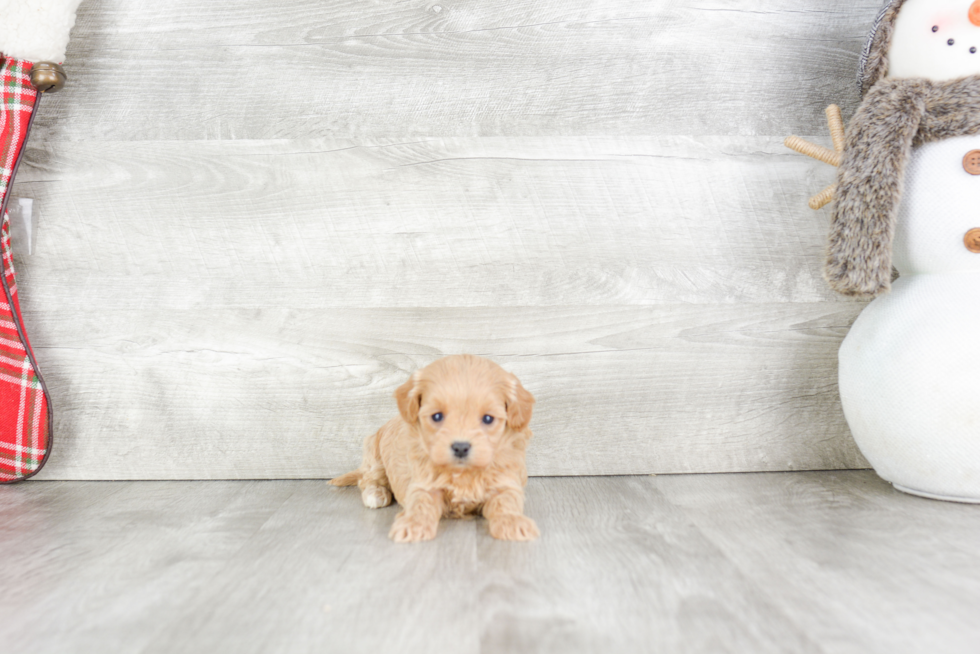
left=964, top=150, right=980, bottom=175
left=966, top=228, right=980, bottom=253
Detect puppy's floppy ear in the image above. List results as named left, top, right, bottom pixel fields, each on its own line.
left=394, top=371, right=423, bottom=424
left=505, top=374, right=535, bottom=432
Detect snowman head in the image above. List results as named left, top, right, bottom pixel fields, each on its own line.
left=860, top=0, right=980, bottom=93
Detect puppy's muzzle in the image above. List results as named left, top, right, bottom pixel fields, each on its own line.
left=451, top=441, right=471, bottom=460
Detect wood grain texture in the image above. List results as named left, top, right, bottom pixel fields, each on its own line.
left=11, top=0, right=886, bottom=478
left=15, top=136, right=866, bottom=478
left=16, top=137, right=851, bottom=309
left=3, top=474, right=980, bottom=653
left=28, top=303, right=867, bottom=479
left=31, top=0, right=881, bottom=141
left=658, top=472, right=980, bottom=654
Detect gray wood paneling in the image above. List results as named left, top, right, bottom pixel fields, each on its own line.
left=3, top=474, right=980, bottom=653
left=16, top=136, right=870, bottom=478
left=26, top=303, right=867, bottom=479
left=11, top=0, right=883, bottom=478
left=18, top=137, right=847, bottom=309
left=34, top=0, right=881, bottom=141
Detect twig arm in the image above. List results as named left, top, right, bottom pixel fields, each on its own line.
left=826, top=105, right=846, bottom=153
left=784, top=136, right=842, bottom=167
left=809, top=184, right=837, bottom=210
left=784, top=104, right=846, bottom=211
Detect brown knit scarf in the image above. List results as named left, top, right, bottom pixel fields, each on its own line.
left=827, top=75, right=980, bottom=297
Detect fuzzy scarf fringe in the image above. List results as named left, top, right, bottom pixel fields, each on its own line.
left=827, top=75, right=980, bottom=297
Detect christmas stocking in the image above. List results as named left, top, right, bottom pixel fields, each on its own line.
left=0, top=0, right=82, bottom=482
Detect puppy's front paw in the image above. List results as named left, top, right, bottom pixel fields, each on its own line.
left=389, top=515, right=438, bottom=543
left=488, top=514, right=539, bottom=541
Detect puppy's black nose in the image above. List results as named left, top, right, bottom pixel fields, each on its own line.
left=451, top=441, right=471, bottom=459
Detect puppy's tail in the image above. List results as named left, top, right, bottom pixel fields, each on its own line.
left=329, top=470, right=363, bottom=487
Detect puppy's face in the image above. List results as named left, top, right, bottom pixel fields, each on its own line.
left=394, top=355, right=534, bottom=470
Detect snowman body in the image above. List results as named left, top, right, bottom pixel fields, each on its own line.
left=829, top=0, right=980, bottom=501
left=839, top=135, right=980, bottom=501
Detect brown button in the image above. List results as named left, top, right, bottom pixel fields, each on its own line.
left=965, top=150, right=980, bottom=175
left=966, top=228, right=980, bottom=253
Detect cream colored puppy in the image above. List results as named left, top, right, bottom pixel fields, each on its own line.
left=330, top=355, right=538, bottom=542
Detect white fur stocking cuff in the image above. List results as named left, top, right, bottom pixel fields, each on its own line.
left=0, top=0, right=84, bottom=63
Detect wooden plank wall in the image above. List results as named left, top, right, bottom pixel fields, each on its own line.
left=16, top=0, right=882, bottom=479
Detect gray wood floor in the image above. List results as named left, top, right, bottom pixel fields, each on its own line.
left=12, top=0, right=886, bottom=479
left=2, top=471, right=978, bottom=653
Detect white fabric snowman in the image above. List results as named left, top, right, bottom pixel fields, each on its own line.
left=840, top=0, right=980, bottom=502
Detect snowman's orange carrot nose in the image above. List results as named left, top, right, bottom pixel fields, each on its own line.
left=970, top=0, right=980, bottom=27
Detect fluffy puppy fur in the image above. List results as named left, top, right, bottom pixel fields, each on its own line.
left=330, top=355, right=538, bottom=543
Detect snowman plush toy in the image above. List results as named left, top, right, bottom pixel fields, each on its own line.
left=824, top=0, right=980, bottom=502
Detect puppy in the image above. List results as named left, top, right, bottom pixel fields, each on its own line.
left=330, top=355, right=538, bottom=542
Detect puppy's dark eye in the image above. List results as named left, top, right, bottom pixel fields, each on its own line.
left=483, top=415, right=494, bottom=425
left=432, top=413, right=443, bottom=423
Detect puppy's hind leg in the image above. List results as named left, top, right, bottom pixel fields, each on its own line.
left=346, top=427, right=393, bottom=509
left=359, top=470, right=392, bottom=509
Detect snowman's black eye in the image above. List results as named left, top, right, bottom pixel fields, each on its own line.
left=949, top=38, right=956, bottom=46
left=933, top=25, right=940, bottom=33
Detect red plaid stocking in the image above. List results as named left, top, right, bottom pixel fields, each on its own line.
left=0, top=57, right=51, bottom=482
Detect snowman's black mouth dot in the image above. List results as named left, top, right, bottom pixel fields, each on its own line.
left=949, top=38, right=956, bottom=46
left=933, top=25, right=940, bottom=33
left=972, top=47, right=978, bottom=54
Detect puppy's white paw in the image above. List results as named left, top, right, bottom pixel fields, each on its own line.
left=361, top=486, right=392, bottom=509
left=389, top=515, right=438, bottom=542
left=489, top=514, right=539, bottom=541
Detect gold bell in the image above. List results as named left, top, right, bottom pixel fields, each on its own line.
left=30, top=62, right=67, bottom=93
